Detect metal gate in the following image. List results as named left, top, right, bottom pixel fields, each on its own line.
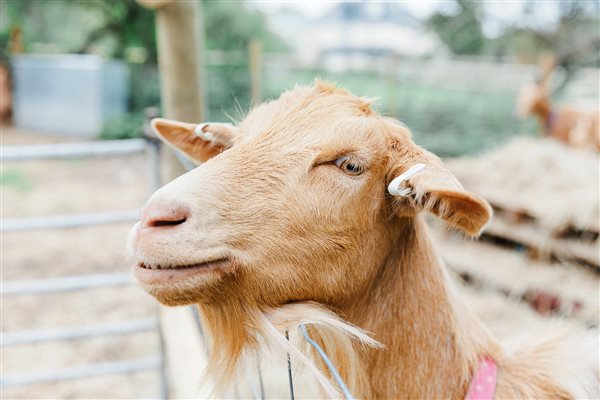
left=1, top=136, right=167, bottom=398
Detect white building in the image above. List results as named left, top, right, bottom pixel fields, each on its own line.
left=267, top=3, right=443, bottom=72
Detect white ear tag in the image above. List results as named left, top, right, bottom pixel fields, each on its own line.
left=194, top=123, right=215, bottom=142
left=388, top=163, right=426, bottom=196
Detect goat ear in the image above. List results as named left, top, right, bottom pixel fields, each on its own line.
left=387, top=141, right=492, bottom=237
left=151, top=118, right=238, bottom=164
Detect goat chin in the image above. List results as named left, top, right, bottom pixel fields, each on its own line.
left=202, top=301, right=381, bottom=398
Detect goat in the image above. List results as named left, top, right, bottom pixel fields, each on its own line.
left=515, top=54, right=599, bottom=151
left=0, top=64, right=12, bottom=124
left=129, top=81, right=599, bottom=398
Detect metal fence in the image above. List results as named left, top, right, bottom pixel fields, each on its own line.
left=0, top=137, right=167, bottom=398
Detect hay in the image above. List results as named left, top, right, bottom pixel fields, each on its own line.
left=485, top=217, right=599, bottom=267
left=432, top=230, right=599, bottom=325
left=455, top=279, right=568, bottom=341
left=446, top=136, right=599, bottom=234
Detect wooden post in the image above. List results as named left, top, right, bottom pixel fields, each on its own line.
left=9, top=26, right=24, bottom=54
left=249, top=39, right=262, bottom=107
left=138, top=0, right=206, bottom=179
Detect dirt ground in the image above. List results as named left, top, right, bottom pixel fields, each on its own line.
left=2, top=127, right=162, bottom=399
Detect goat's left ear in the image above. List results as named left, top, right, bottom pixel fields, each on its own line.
left=387, top=140, right=492, bottom=237
left=151, top=118, right=238, bottom=164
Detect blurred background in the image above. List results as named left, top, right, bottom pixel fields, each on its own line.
left=1, top=1, right=598, bottom=399
left=2, top=0, right=599, bottom=153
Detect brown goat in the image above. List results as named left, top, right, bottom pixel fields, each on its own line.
left=129, top=82, right=598, bottom=398
left=0, top=64, right=12, bottom=124
left=516, top=56, right=600, bottom=151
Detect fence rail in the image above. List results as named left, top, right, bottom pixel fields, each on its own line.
left=1, top=136, right=167, bottom=397
left=1, top=210, right=140, bottom=232
left=2, top=319, right=157, bottom=347
left=1, top=357, right=162, bottom=388
left=1, top=139, right=147, bottom=161
left=1, top=272, right=132, bottom=296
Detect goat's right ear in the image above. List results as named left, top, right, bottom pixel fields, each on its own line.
left=385, top=131, right=492, bottom=237
left=151, top=118, right=238, bottom=164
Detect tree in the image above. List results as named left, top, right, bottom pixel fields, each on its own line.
left=203, top=1, right=286, bottom=52
left=427, top=0, right=486, bottom=55
left=75, top=0, right=157, bottom=62
left=495, top=0, right=599, bottom=93
left=1, top=0, right=285, bottom=64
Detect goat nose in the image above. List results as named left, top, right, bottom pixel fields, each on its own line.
left=140, top=202, right=190, bottom=229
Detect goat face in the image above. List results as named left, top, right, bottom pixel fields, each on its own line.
left=128, top=82, right=491, bottom=307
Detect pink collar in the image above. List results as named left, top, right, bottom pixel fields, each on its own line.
left=465, top=358, right=497, bottom=400
left=545, top=109, right=556, bottom=131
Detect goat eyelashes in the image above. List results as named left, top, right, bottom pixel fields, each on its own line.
left=333, top=156, right=364, bottom=176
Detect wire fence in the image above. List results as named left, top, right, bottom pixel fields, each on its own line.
left=0, top=137, right=167, bottom=398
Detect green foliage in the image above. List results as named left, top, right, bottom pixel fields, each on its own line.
left=205, top=64, right=253, bottom=122
left=258, top=68, right=537, bottom=157
left=0, top=0, right=156, bottom=62
left=203, top=0, right=287, bottom=52
left=1, top=0, right=28, bottom=57
left=101, top=112, right=144, bottom=140
left=1, top=0, right=286, bottom=60
left=428, top=0, right=486, bottom=55
left=495, top=1, right=598, bottom=63
left=75, top=0, right=157, bottom=62
left=2, top=0, right=287, bottom=126
left=202, top=1, right=288, bottom=122
left=397, top=87, right=537, bottom=156
left=129, top=64, right=161, bottom=112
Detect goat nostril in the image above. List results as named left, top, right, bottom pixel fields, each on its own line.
left=140, top=203, right=190, bottom=229
left=150, top=218, right=187, bottom=228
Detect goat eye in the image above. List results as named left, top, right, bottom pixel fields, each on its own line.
left=334, top=156, right=363, bottom=175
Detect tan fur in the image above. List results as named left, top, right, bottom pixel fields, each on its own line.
left=129, top=81, right=599, bottom=398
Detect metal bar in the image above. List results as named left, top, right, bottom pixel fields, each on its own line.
left=0, top=356, right=162, bottom=388
left=285, top=330, right=294, bottom=400
left=1, top=273, right=132, bottom=296
left=1, top=139, right=147, bottom=161
left=147, top=140, right=162, bottom=194
left=301, top=324, right=354, bottom=400
left=156, top=314, right=169, bottom=400
left=174, top=150, right=196, bottom=172
left=1, top=210, right=139, bottom=232
left=1, top=319, right=157, bottom=347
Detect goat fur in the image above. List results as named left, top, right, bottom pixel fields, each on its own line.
left=132, top=81, right=599, bottom=398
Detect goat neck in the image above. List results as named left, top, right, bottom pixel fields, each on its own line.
left=341, top=216, right=500, bottom=399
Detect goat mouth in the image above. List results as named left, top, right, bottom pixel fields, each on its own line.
left=133, top=258, right=231, bottom=284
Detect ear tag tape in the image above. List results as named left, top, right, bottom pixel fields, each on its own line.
left=194, top=123, right=215, bottom=142
left=388, top=163, right=426, bottom=196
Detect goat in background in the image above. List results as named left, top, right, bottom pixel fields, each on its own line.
left=515, top=53, right=599, bottom=151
